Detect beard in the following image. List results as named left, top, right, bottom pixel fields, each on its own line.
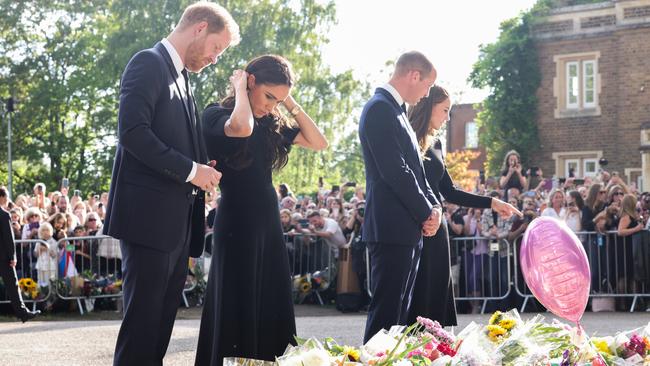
left=185, top=40, right=208, bottom=73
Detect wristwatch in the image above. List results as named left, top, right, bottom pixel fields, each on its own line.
left=288, top=105, right=301, bottom=117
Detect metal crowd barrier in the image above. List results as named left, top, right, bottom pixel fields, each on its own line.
left=0, top=239, right=57, bottom=310
left=2, top=232, right=217, bottom=315
left=362, top=229, right=650, bottom=314
left=284, top=233, right=336, bottom=306
left=450, top=236, right=512, bottom=314
left=181, top=232, right=212, bottom=308
left=361, top=235, right=513, bottom=314
left=513, top=230, right=650, bottom=313
left=56, top=235, right=123, bottom=314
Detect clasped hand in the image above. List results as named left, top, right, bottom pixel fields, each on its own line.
left=191, top=160, right=222, bottom=193
left=422, top=207, right=442, bottom=237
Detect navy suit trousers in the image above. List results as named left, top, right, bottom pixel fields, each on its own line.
left=363, top=240, right=423, bottom=343
left=113, top=209, right=192, bottom=366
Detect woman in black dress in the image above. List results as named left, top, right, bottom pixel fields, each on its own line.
left=405, top=85, right=520, bottom=326
left=195, top=55, right=327, bottom=365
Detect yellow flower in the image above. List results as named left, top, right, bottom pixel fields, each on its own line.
left=591, top=339, right=612, bottom=355
left=487, top=324, right=507, bottom=335
left=489, top=311, right=503, bottom=325
left=342, top=346, right=360, bottom=362
left=499, top=318, right=516, bottom=330
left=487, top=324, right=507, bottom=342
left=300, top=281, right=311, bottom=293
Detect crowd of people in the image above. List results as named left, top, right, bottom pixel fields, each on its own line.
left=0, top=184, right=119, bottom=291
left=260, top=150, right=650, bottom=314
left=2, top=150, right=649, bottom=313
left=0, top=11, right=648, bottom=361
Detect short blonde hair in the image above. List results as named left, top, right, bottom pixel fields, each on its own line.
left=178, top=1, right=241, bottom=45
left=394, top=51, right=434, bottom=79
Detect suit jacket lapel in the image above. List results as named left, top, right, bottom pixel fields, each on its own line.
left=376, top=88, right=428, bottom=176
left=154, top=43, right=201, bottom=161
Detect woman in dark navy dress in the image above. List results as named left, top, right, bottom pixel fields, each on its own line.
left=406, top=86, right=520, bottom=326
left=195, top=55, right=328, bottom=365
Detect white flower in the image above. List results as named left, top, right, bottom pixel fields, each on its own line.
left=300, top=348, right=331, bottom=366
left=277, top=355, right=303, bottom=366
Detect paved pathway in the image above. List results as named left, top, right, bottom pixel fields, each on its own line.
left=0, top=306, right=648, bottom=365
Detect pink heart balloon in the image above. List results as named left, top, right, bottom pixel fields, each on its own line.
left=520, top=216, right=590, bottom=323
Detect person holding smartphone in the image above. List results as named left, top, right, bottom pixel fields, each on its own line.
left=499, top=150, right=527, bottom=201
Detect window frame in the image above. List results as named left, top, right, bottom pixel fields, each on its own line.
left=566, top=61, right=580, bottom=110
left=583, top=158, right=598, bottom=177
left=565, top=158, right=580, bottom=178
left=465, top=120, right=478, bottom=149
left=582, top=60, right=597, bottom=108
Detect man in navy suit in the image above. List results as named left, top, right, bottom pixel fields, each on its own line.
left=359, top=51, right=442, bottom=342
left=103, top=3, right=239, bottom=365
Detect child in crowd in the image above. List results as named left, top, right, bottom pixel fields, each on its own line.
left=34, top=222, right=58, bottom=287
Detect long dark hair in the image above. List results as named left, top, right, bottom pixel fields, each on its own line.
left=407, top=85, right=449, bottom=154
left=500, top=150, right=522, bottom=176
left=220, top=54, right=295, bottom=171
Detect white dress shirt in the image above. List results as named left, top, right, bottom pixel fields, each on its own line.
left=160, top=38, right=197, bottom=182
left=380, top=82, right=405, bottom=108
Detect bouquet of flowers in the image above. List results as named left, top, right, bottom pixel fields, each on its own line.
left=590, top=324, right=650, bottom=365
left=224, top=309, right=650, bottom=366
left=18, top=277, right=39, bottom=299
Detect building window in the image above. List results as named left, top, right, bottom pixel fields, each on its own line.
left=565, top=159, right=580, bottom=177
left=553, top=52, right=601, bottom=118
left=566, top=61, right=579, bottom=109
left=583, top=60, right=596, bottom=108
left=583, top=158, right=598, bottom=177
left=552, top=151, right=603, bottom=179
left=465, top=121, right=478, bottom=149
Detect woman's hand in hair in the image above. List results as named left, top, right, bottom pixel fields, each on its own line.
left=225, top=70, right=254, bottom=138
left=229, top=69, right=248, bottom=93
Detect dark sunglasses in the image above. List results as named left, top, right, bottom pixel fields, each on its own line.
left=613, top=192, right=624, bottom=196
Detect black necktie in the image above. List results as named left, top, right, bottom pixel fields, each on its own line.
left=182, top=69, right=200, bottom=161
left=181, top=69, right=195, bottom=125
left=401, top=103, right=407, bottom=114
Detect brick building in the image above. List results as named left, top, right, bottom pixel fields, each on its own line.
left=446, top=103, right=486, bottom=174
left=530, top=0, right=650, bottom=189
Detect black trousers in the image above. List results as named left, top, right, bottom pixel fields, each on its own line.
left=363, top=240, right=422, bottom=343
left=0, top=261, right=28, bottom=316
left=113, top=228, right=191, bottom=365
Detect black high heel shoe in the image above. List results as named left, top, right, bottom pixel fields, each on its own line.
left=18, top=309, right=40, bottom=323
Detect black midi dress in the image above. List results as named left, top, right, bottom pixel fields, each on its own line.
left=195, top=105, right=299, bottom=365
left=406, top=141, right=492, bottom=326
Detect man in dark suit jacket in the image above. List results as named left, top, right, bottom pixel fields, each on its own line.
left=103, top=3, right=239, bottom=365
left=0, top=207, right=39, bottom=322
left=359, top=51, right=442, bottom=342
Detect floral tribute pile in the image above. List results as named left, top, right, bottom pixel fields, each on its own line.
left=224, top=309, right=650, bottom=366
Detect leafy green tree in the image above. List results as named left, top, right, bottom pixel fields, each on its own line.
left=0, top=0, right=116, bottom=197
left=468, top=8, right=542, bottom=176
left=0, top=0, right=369, bottom=197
